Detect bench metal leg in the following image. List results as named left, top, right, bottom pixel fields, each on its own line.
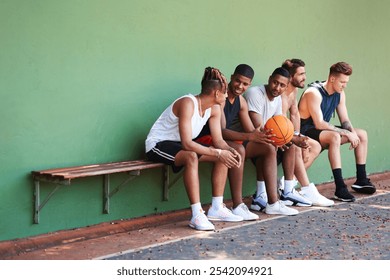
left=34, top=180, right=40, bottom=224
left=163, top=165, right=169, bottom=201
left=163, top=166, right=184, bottom=201
left=103, top=174, right=110, bottom=214
left=103, top=171, right=141, bottom=214
left=33, top=179, right=64, bottom=224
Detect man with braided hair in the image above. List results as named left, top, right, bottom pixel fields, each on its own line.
left=146, top=67, right=243, bottom=231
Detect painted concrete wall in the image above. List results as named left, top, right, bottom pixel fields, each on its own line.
left=1, top=0, right=389, bottom=241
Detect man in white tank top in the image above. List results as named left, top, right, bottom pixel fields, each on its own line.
left=146, top=67, right=243, bottom=231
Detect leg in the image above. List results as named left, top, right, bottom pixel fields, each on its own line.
left=319, top=130, right=342, bottom=169
left=346, top=128, right=376, bottom=194
left=280, top=145, right=312, bottom=207
left=246, top=142, right=278, bottom=204
left=281, top=145, right=295, bottom=181
left=246, top=142, right=298, bottom=215
left=295, top=143, right=334, bottom=206
left=319, top=131, right=355, bottom=201
left=303, top=137, right=322, bottom=170
left=226, top=141, right=245, bottom=208
left=353, top=128, right=368, bottom=164
left=174, top=150, right=201, bottom=204
left=199, top=152, right=244, bottom=222
left=294, top=146, right=310, bottom=187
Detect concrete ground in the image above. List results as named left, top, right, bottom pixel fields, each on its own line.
left=0, top=172, right=389, bottom=260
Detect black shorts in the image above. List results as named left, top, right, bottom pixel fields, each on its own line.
left=146, top=141, right=183, bottom=173
left=304, top=126, right=342, bottom=143
left=146, top=140, right=208, bottom=173
left=303, top=128, right=322, bottom=142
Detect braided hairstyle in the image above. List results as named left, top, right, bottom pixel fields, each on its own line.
left=201, top=67, right=227, bottom=95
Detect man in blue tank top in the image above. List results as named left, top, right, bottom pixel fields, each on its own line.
left=298, top=62, right=376, bottom=202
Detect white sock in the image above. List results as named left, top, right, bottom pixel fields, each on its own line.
left=256, top=181, right=266, bottom=196
left=191, top=202, right=203, bottom=217
left=211, top=196, right=223, bottom=209
left=284, top=180, right=296, bottom=193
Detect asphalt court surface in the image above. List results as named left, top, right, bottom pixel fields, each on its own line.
left=104, top=193, right=389, bottom=260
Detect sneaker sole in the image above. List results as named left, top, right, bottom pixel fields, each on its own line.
left=333, top=195, right=356, bottom=202
left=188, top=223, right=214, bottom=231
left=206, top=216, right=244, bottom=222
left=280, top=199, right=311, bottom=207
left=265, top=210, right=298, bottom=216
left=250, top=204, right=266, bottom=212
left=351, top=185, right=376, bottom=194
left=311, top=201, right=334, bottom=207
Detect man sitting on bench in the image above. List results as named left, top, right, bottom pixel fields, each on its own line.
left=145, top=67, right=243, bottom=231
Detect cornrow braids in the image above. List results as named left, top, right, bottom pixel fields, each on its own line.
left=201, top=67, right=227, bottom=94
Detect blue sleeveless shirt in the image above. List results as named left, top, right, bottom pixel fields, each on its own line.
left=195, top=96, right=241, bottom=139
left=300, top=81, right=340, bottom=134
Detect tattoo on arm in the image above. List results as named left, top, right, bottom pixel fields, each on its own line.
left=341, top=121, right=353, bottom=132
left=329, top=123, right=350, bottom=135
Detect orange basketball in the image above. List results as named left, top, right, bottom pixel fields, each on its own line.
left=264, top=115, right=294, bottom=146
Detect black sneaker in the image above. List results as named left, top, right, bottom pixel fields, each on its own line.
left=334, top=186, right=356, bottom=202
left=351, top=178, right=376, bottom=194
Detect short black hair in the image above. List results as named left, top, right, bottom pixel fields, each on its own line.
left=271, top=67, right=290, bottom=79
left=233, top=64, right=255, bottom=79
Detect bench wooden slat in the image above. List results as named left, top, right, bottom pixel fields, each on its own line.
left=32, top=160, right=165, bottom=180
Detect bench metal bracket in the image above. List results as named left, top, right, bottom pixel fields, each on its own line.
left=33, top=177, right=71, bottom=224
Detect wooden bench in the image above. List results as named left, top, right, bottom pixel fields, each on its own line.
left=32, top=160, right=183, bottom=224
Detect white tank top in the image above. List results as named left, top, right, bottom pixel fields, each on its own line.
left=145, top=94, right=211, bottom=152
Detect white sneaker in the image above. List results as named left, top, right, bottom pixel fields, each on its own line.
left=265, top=201, right=299, bottom=216
left=189, top=211, right=215, bottom=231
left=280, top=188, right=312, bottom=207
left=300, top=183, right=335, bottom=207
left=232, top=203, right=259, bottom=221
left=207, top=204, right=244, bottom=222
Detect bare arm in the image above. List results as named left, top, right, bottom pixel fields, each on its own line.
left=209, top=105, right=241, bottom=167
left=222, top=96, right=271, bottom=143
left=336, top=91, right=354, bottom=132
left=305, top=89, right=351, bottom=136
left=174, top=97, right=220, bottom=157
left=286, top=93, right=309, bottom=148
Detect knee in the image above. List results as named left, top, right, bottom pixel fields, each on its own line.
left=236, top=145, right=245, bottom=158
left=265, top=144, right=277, bottom=156
left=183, top=151, right=199, bottom=166
left=310, top=140, right=322, bottom=155
left=357, top=128, right=368, bottom=142
left=327, top=132, right=341, bottom=146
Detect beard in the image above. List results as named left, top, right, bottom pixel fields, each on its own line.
left=292, top=79, right=305, bottom=89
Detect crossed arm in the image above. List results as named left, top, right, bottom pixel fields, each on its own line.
left=304, top=89, right=360, bottom=148
left=174, top=97, right=241, bottom=167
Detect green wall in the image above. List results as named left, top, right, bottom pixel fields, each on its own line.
left=1, top=0, right=389, bottom=241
